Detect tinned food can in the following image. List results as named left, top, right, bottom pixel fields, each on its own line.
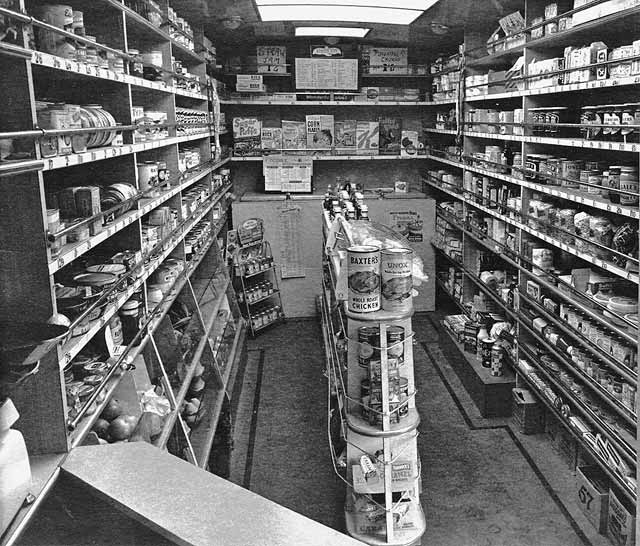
left=386, top=325, right=405, bottom=365
left=380, top=247, right=413, bottom=313
left=347, top=245, right=381, bottom=313
left=358, top=326, right=380, bottom=369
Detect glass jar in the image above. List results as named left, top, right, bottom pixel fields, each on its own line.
left=619, top=166, right=639, bottom=206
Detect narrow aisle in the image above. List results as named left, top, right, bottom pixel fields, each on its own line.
left=231, top=315, right=607, bottom=546
left=229, top=319, right=345, bottom=530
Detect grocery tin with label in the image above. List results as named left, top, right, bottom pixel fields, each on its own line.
left=347, top=245, right=381, bottom=313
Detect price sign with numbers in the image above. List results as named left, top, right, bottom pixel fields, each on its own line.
left=257, top=45, right=286, bottom=73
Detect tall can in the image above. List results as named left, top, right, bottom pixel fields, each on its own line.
left=347, top=245, right=381, bottom=313
left=380, top=247, right=413, bottom=313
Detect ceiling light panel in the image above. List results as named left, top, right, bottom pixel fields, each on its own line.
left=256, top=0, right=436, bottom=9
left=295, top=26, right=371, bottom=37
left=257, top=5, right=425, bottom=25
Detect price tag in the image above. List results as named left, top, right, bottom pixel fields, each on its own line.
left=53, top=58, right=61, bottom=69
left=34, top=52, right=43, bottom=64
left=62, top=352, right=72, bottom=365
left=65, top=60, right=72, bottom=71
left=58, top=257, right=65, bottom=269
left=91, top=152, right=97, bottom=161
left=77, top=155, right=83, bottom=164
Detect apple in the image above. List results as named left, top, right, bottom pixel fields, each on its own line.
left=108, top=414, right=138, bottom=441
left=100, top=398, right=124, bottom=421
left=92, top=418, right=110, bottom=439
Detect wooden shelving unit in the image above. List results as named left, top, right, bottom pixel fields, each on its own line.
left=0, top=2, right=246, bottom=543
left=422, top=0, right=639, bottom=519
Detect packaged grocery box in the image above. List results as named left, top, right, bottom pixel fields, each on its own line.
left=378, top=117, right=401, bottom=155
left=356, top=121, right=379, bottom=155
left=575, top=466, right=609, bottom=533
left=232, top=117, right=262, bottom=156
left=607, top=488, right=636, bottom=546
left=306, top=115, right=334, bottom=152
left=261, top=127, right=282, bottom=155
left=281, top=120, right=307, bottom=154
left=334, top=120, right=357, bottom=155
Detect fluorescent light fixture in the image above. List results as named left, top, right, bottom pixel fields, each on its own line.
left=256, top=3, right=437, bottom=25
left=295, top=26, right=370, bottom=37
left=257, top=0, right=434, bottom=8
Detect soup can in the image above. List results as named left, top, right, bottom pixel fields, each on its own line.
left=347, top=245, right=381, bottom=313
left=380, top=247, right=413, bottom=313
left=491, top=344, right=504, bottom=376
left=386, top=325, right=405, bottom=365
left=138, top=161, right=158, bottom=191
left=398, top=377, right=409, bottom=417
left=480, top=338, right=494, bottom=368
left=358, top=326, right=380, bottom=369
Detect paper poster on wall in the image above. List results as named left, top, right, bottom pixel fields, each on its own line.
left=263, top=155, right=313, bottom=192
left=295, top=58, right=358, bottom=90
left=278, top=203, right=306, bottom=278
left=365, top=47, right=408, bottom=74
left=257, top=45, right=287, bottom=73
left=388, top=210, right=424, bottom=242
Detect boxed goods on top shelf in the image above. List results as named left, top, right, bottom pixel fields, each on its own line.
left=486, top=11, right=526, bottom=55
left=231, top=115, right=425, bottom=157
left=466, top=57, right=525, bottom=95
left=429, top=52, right=462, bottom=74
left=125, top=0, right=163, bottom=27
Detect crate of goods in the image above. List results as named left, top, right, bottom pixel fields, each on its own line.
left=575, top=465, right=609, bottom=534
left=607, top=488, right=636, bottom=546
left=512, top=388, right=544, bottom=434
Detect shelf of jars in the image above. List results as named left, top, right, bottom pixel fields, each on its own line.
left=461, top=129, right=640, bottom=153
left=421, top=173, right=639, bottom=284
left=513, top=347, right=637, bottom=504
left=48, top=161, right=229, bottom=274
left=57, top=188, right=231, bottom=372
left=425, top=151, right=640, bottom=220
left=433, top=202, right=637, bottom=349
left=431, top=207, right=638, bottom=457
left=31, top=50, right=207, bottom=100
left=433, top=245, right=637, bottom=483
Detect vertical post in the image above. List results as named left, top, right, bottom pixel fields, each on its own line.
left=379, top=323, right=395, bottom=543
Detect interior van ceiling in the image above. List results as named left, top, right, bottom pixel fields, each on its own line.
left=170, top=0, right=523, bottom=55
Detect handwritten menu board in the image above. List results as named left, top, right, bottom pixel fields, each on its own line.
left=278, top=203, right=306, bottom=278
left=365, top=47, right=408, bottom=74
left=295, top=58, right=358, bottom=90
left=263, top=155, right=313, bottom=192
left=257, top=45, right=287, bottom=73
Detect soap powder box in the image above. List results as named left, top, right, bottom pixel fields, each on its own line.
left=379, top=117, right=402, bottom=155
left=232, top=117, right=262, bottom=156
left=261, top=127, right=282, bottom=154
left=335, top=120, right=357, bottom=155
left=356, top=121, right=379, bottom=155
left=281, top=120, right=307, bottom=154
left=306, top=115, right=334, bottom=152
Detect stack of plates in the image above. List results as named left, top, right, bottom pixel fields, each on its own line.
left=79, top=105, right=118, bottom=148
left=101, top=182, right=137, bottom=217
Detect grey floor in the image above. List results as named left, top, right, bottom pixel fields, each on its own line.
left=228, top=313, right=611, bottom=546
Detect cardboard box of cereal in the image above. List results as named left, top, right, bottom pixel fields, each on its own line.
left=306, top=115, right=334, bottom=153
left=356, top=121, right=379, bottom=155
left=335, top=120, right=357, bottom=155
